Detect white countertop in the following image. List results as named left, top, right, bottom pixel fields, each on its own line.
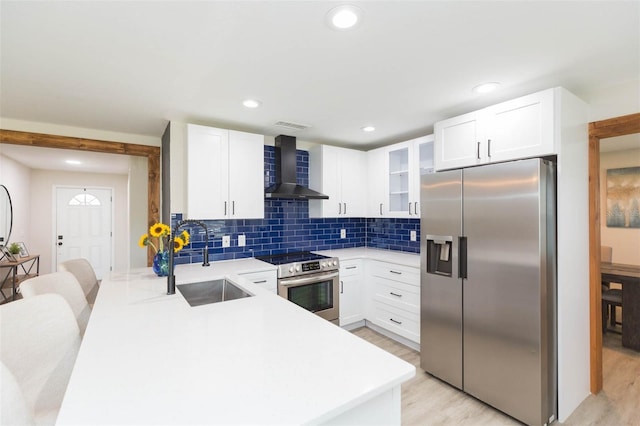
left=56, top=257, right=415, bottom=425
left=314, top=247, right=420, bottom=268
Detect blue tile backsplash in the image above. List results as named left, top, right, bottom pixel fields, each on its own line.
left=172, top=146, right=419, bottom=264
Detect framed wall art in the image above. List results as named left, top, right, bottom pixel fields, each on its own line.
left=606, top=166, right=640, bottom=228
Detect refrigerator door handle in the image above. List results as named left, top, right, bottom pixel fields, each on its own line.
left=477, top=141, right=481, bottom=160
left=458, top=236, right=468, bottom=279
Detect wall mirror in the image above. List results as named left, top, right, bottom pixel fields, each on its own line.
left=0, top=184, right=13, bottom=247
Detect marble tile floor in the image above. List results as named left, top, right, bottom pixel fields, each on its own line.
left=352, top=327, right=640, bottom=426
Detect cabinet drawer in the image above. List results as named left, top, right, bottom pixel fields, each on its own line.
left=372, top=277, right=419, bottom=312
left=369, top=261, right=419, bottom=286
left=372, top=301, right=420, bottom=343
left=340, top=260, right=362, bottom=277
left=239, top=270, right=277, bottom=293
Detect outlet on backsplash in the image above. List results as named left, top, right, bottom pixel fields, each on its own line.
left=340, top=229, right=346, bottom=239
left=222, top=235, right=230, bottom=248
left=410, top=230, right=417, bottom=241
left=238, top=234, right=246, bottom=247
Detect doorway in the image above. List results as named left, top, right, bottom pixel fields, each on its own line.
left=56, top=187, right=113, bottom=280
left=589, top=112, right=640, bottom=393
left=0, top=129, right=160, bottom=265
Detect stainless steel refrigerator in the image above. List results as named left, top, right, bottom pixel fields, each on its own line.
left=420, top=158, right=557, bottom=426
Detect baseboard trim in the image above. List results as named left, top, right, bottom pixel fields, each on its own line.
left=363, top=320, right=420, bottom=352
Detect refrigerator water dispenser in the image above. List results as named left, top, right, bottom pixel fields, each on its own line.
left=425, top=235, right=453, bottom=277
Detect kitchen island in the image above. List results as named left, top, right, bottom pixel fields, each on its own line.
left=56, top=259, right=415, bottom=425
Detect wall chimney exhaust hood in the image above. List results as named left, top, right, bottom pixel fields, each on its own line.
left=265, top=135, right=329, bottom=200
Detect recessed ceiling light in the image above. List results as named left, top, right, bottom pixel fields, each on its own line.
left=472, top=82, right=500, bottom=94
left=65, top=160, right=82, bottom=165
left=242, top=99, right=261, bottom=108
left=362, top=126, right=376, bottom=132
left=326, top=5, right=362, bottom=30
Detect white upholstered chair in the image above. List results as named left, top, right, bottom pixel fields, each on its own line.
left=0, top=294, right=81, bottom=425
left=19, top=271, right=91, bottom=336
left=1, top=361, right=34, bottom=425
left=58, top=258, right=100, bottom=305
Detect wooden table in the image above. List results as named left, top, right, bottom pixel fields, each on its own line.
left=0, top=255, right=40, bottom=302
left=601, top=262, right=640, bottom=350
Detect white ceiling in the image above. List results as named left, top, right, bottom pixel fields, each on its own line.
left=0, top=144, right=132, bottom=174
left=1, top=1, right=639, bottom=171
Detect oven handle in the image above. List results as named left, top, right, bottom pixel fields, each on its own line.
left=279, top=271, right=339, bottom=287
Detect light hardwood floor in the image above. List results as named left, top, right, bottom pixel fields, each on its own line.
left=352, top=327, right=640, bottom=425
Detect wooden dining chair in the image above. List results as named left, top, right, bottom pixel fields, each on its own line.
left=601, top=245, right=622, bottom=333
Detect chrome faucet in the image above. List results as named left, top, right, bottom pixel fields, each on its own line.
left=167, top=219, right=210, bottom=295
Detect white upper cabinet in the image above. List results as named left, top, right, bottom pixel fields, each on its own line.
left=434, top=110, right=483, bottom=170
left=483, top=89, right=555, bottom=162
left=309, top=145, right=366, bottom=218
left=387, top=142, right=412, bottom=217
left=386, top=135, right=434, bottom=218
left=434, top=88, right=556, bottom=171
left=367, top=147, right=387, bottom=217
left=187, top=124, right=264, bottom=220
left=367, top=135, right=433, bottom=218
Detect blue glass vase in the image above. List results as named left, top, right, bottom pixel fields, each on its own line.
left=152, top=250, right=171, bottom=277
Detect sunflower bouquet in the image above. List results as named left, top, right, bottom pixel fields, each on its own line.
left=138, top=223, right=190, bottom=253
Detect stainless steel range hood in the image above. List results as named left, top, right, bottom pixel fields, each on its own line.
left=265, top=135, right=329, bottom=200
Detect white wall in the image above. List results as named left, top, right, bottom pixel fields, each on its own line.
left=585, top=78, right=640, bottom=122
left=0, top=154, right=31, bottom=246
left=29, top=170, right=129, bottom=275
left=600, top=148, right=640, bottom=265
left=129, top=156, right=148, bottom=269
left=556, top=88, right=590, bottom=422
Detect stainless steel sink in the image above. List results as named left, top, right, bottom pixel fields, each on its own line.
left=177, top=279, right=253, bottom=307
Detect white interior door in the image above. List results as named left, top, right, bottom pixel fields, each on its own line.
left=56, top=187, right=112, bottom=279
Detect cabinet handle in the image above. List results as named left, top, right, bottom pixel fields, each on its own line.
left=414, top=202, right=419, bottom=215
left=253, top=280, right=267, bottom=284
left=390, top=292, right=402, bottom=297
left=224, top=201, right=227, bottom=216
left=340, top=280, right=344, bottom=294
left=408, top=202, right=413, bottom=215
left=390, top=270, right=402, bottom=275
left=338, top=203, right=342, bottom=215
left=390, top=318, right=402, bottom=325
left=344, top=203, right=347, bottom=215
left=477, top=141, right=481, bottom=160
left=346, top=266, right=357, bottom=270
left=232, top=201, right=235, bottom=215
left=487, top=139, right=491, bottom=158
left=380, top=203, right=383, bottom=215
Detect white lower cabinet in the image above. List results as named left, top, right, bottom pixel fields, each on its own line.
left=239, top=270, right=277, bottom=294
left=339, top=260, right=363, bottom=327
left=366, top=260, right=420, bottom=344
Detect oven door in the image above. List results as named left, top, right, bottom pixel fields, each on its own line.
left=278, top=271, right=340, bottom=324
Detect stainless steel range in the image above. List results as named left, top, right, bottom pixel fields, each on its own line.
left=256, top=252, right=340, bottom=324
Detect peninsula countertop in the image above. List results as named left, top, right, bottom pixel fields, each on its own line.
left=56, top=260, right=415, bottom=425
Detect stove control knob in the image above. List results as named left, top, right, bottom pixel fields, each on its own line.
left=289, top=266, right=295, bottom=273
left=321, top=262, right=327, bottom=268
left=295, top=266, right=301, bottom=272
left=332, top=260, right=338, bottom=266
